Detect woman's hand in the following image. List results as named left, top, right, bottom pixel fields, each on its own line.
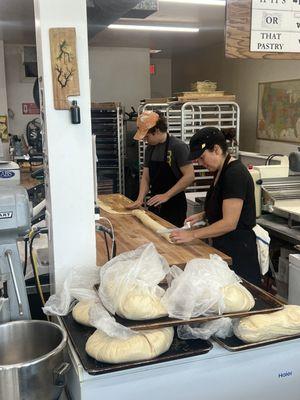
left=125, top=199, right=143, bottom=210
left=170, top=229, right=195, bottom=244
left=185, top=212, right=204, bottom=226
left=147, top=193, right=170, bottom=207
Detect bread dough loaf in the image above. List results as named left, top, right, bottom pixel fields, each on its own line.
left=234, top=305, right=300, bottom=343
left=72, top=300, right=94, bottom=327
left=98, top=194, right=134, bottom=214
left=102, top=272, right=168, bottom=320
left=222, top=282, right=255, bottom=313
left=116, top=285, right=168, bottom=320
left=208, top=282, right=255, bottom=314
left=86, top=327, right=174, bottom=364
left=132, top=209, right=173, bottom=243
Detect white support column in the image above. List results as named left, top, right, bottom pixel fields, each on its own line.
left=0, top=40, right=9, bottom=159
left=34, top=0, right=97, bottom=291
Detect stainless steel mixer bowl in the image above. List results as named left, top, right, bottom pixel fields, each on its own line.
left=0, top=320, right=68, bottom=400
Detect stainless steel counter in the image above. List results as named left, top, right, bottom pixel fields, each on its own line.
left=257, top=214, right=300, bottom=245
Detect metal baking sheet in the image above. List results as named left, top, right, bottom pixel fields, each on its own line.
left=95, top=280, right=284, bottom=331
left=61, top=314, right=213, bottom=375
left=214, top=333, right=300, bottom=352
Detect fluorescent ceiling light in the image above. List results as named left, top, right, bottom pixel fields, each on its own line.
left=159, top=0, right=226, bottom=5
left=150, top=49, right=162, bottom=54
left=108, top=24, right=199, bottom=33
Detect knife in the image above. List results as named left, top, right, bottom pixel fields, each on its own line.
left=156, top=220, right=206, bottom=234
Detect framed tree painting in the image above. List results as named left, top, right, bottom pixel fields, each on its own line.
left=257, top=79, right=300, bottom=144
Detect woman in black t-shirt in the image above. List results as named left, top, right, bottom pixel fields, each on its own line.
left=170, top=127, right=261, bottom=286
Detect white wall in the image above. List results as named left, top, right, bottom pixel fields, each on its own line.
left=4, top=44, right=36, bottom=138
left=150, top=58, right=172, bottom=98
left=3, top=45, right=151, bottom=141
left=0, top=41, right=9, bottom=159
left=89, top=47, right=150, bottom=112
left=172, top=43, right=300, bottom=155
left=0, top=41, right=7, bottom=114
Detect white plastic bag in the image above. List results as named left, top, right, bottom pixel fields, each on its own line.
left=43, top=264, right=100, bottom=316
left=89, top=301, right=136, bottom=339
left=99, top=243, right=169, bottom=320
left=162, top=255, right=240, bottom=319
left=253, top=224, right=270, bottom=275
left=177, top=318, right=233, bottom=341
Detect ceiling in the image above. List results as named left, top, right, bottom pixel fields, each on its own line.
left=0, top=0, right=226, bottom=56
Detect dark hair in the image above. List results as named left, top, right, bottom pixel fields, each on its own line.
left=204, top=129, right=228, bottom=154
left=148, top=111, right=168, bottom=134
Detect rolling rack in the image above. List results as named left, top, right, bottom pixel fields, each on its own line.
left=91, top=104, right=125, bottom=194
left=137, top=101, right=240, bottom=194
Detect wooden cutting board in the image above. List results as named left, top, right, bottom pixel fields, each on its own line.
left=96, top=194, right=231, bottom=267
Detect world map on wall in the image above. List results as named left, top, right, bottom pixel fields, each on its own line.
left=257, top=80, right=300, bottom=143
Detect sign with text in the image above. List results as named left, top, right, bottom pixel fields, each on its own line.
left=22, top=103, right=40, bottom=115
left=251, top=0, right=300, bottom=53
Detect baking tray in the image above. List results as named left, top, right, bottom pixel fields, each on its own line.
left=61, top=313, right=213, bottom=375
left=95, top=280, right=284, bottom=331
left=214, top=332, right=300, bottom=352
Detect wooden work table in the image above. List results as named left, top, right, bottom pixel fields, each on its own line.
left=96, top=195, right=231, bottom=267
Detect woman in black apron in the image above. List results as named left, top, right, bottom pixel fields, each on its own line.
left=170, top=127, right=261, bottom=286
left=147, top=134, right=187, bottom=227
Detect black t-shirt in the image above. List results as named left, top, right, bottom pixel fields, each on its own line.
left=205, top=160, right=256, bottom=230
left=143, top=135, right=192, bottom=180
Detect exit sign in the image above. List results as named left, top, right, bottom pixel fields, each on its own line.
left=150, top=64, right=155, bottom=75
left=250, top=0, right=300, bottom=53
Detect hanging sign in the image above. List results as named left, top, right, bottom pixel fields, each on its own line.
left=250, top=0, right=300, bottom=53
left=22, top=103, right=40, bottom=115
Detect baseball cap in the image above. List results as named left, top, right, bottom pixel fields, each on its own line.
left=189, top=127, right=225, bottom=160
left=133, top=111, right=159, bottom=141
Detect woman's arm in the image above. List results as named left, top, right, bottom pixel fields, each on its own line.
left=147, top=164, right=194, bottom=207
left=170, top=198, right=243, bottom=243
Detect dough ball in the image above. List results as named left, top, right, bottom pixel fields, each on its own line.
left=72, top=300, right=94, bottom=327
left=86, top=327, right=174, bottom=364
left=117, top=286, right=168, bottom=320
left=234, top=305, right=300, bottom=343
left=222, top=282, right=255, bottom=313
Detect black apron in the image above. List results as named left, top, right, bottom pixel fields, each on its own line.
left=205, top=155, right=261, bottom=286
left=148, top=135, right=187, bottom=227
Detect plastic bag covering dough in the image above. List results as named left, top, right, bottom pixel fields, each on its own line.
left=98, top=194, right=134, bottom=214
left=234, top=305, right=300, bottom=343
left=132, top=209, right=173, bottom=243
left=86, top=327, right=174, bottom=364
left=43, top=264, right=100, bottom=316
left=99, top=243, right=169, bottom=320
left=72, top=300, right=95, bottom=327
left=162, top=255, right=255, bottom=319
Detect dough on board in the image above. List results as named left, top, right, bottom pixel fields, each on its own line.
left=234, top=305, right=300, bottom=343
left=98, top=194, right=137, bottom=214
left=86, top=327, right=174, bottom=364
left=132, top=209, right=173, bottom=243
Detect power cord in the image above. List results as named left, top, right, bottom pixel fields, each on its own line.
left=96, top=217, right=116, bottom=261
left=28, top=227, right=49, bottom=318
left=265, top=153, right=283, bottom=165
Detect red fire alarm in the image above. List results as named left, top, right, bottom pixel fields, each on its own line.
left=149, top=64, right=155, bottom=75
